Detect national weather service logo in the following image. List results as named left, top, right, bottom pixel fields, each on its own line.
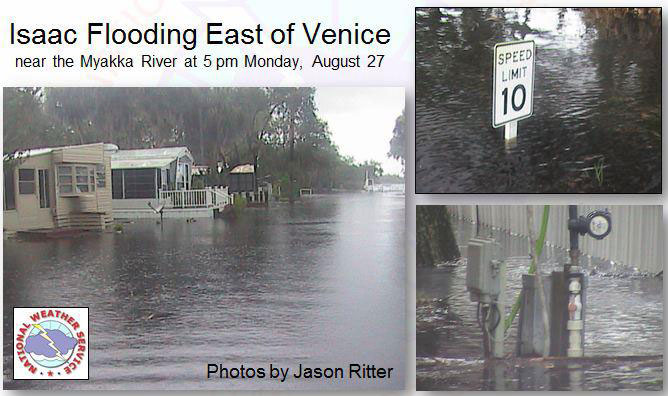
left=13, top=307, right=89, bottom=380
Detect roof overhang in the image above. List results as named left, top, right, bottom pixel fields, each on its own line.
left=111, top=158, right=174, bottom=169
left=4, top=148, right=53, bottom=161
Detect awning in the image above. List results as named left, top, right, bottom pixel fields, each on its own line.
left=111, top=158, right=174, bottom=169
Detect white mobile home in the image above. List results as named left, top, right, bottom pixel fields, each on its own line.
left=110, top=146, right=231, bottom=218
left=3, top=143, right=114, bottom=232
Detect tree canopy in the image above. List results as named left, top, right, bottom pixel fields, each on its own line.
left=388, top=108, right=405, bottom=166
left=3, top=87, right=398, bottom=193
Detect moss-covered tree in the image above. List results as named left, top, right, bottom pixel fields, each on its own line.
left=416, top=206, right=460, bottom=267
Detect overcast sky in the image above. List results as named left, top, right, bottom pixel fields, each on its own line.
left=314, top=87, right=405, bottom=176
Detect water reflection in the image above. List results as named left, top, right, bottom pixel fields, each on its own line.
left=4, top=193, right=405, bottom=390
left=416, top=218, right=663, bottom=390
left=416, top=8, right=661, bottom=193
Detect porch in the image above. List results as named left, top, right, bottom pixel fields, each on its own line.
left=113, top=187, right=233, bottom=219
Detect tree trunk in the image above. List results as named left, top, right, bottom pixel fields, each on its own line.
left=416, top=206, right=460, bottom=267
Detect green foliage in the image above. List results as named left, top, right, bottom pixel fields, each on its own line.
left=593, top=157, right=605, bottom=186
left=3, top=87, right=381, bottom=191
left=233, top=194, right=247, bottom=215
left=388, top=108, right=405, bottom=164
left=504, top=205, right=550, bottom=332
left=3, top=88, right=71, bottom=153
left=113, top=223, right=123, bottom=232
left=378, top=174, right=404, bottom=184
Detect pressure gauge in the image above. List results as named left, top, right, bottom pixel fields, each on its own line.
left=586, top=210, right=611, bottom=240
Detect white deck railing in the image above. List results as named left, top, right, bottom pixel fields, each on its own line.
left=209, top=186, right=234, bottom=207
left=159, top=187, right=233, bottom=210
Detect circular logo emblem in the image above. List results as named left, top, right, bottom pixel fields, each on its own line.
left=14, top=308, right=89, bottom=379
left=25, top=320, right=77, bottom=368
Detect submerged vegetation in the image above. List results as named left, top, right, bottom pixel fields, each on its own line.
left=4, top=87, right=401, bottom=195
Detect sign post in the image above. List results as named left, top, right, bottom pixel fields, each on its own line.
left=493, top=40, right=535, bottom=147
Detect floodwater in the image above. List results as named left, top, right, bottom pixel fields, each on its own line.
left=416, top=218, right=663, bottom=390
left=4, top=193, right=405, bottom=390
left=416, top=8, right=661, bottom=193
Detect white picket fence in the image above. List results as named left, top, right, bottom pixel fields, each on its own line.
left=159, top=187, right=233, bottom=210
left=447, top=205, right=663, bottom=273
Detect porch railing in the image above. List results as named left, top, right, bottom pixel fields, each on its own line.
left=159, top=187, right=233, bottom=210
left=209, top=186, right=234, bottom=207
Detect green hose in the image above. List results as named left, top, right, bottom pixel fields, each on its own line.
left=504, top=205, right=550, bottom=332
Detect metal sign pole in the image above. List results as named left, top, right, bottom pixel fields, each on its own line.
left=504, top=121, right=518, bottom=149
left=504, top=121, right=517, bottom=141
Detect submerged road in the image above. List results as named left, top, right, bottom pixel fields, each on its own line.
left=4, top=192, right=405, bottom=390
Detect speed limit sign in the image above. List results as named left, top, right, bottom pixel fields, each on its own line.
left=492, top=40, right=535, bottom=128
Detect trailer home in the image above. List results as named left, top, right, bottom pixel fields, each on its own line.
left=110, top=146, right=231, bottom=218
left=3, top=143, right=114, bottom=232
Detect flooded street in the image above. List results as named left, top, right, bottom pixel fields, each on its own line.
left=415, top=8, right=661, bottom=193
left=4, top=193, right=405, bottom=390
left=416, top=218, right=663, bottom=390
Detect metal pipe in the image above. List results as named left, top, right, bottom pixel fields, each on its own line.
left=476, top=205, right=480, bottom=237
left=568, top=205, right=579, bottom=273
left=567, top=206, right=584, bottom=357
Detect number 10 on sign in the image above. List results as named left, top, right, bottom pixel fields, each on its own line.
left=492, top=40, right=535, bottom=136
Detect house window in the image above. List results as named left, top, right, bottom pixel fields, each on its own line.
left=18, top=169, right=35, bottom=194
left=75, top=166, right=89, bottom=193
left=57, top=165, right=97, bottom=196
left=4, top=168, right=16, bottom=210
left=96, top=164, right=106, bottom=188
left=38, top=169, right=50, bottom=208
left=58, top=166, right=73, bottom=194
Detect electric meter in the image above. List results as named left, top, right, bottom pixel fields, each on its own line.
left=586, top=210, right=612, bottom=240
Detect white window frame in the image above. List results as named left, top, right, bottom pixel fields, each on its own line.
left=18, top=168, right=36, bottom=195
left=57, top=164, right=97, bottom=197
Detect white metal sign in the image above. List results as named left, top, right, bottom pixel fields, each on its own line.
left=493, top=40, right=535, bottom=128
